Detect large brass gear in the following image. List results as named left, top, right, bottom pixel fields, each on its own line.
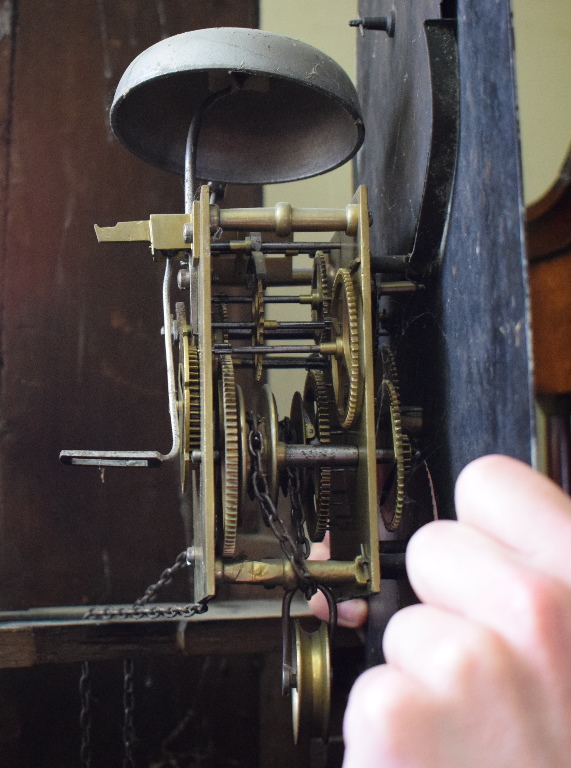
left=236, top=383, right=248, bottom=513
left=310, top=252, right=330, bottom=341
left=330, top=267, right=361, bottom=430
left=252, top=278, right=265, bottom=381
left=379, top=376, right=412, bottom=531
left=302, top=370, right=333, bottom=542
left=217, top=355, right=240, bottom=557
left=178, top=308, right=200, bottom=494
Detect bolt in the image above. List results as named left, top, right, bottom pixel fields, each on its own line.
left=183, top=223, right=193, bottom=244
left=177, top=268, right=190, bottom=290
left=349, top=11, right=395, bottom=37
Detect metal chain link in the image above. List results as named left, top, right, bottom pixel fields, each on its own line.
left=123, top=658, right=136, bottom=768
left=79, top=661, right=92, bottom=768
left=83, top=550, right=210, bottom=620
left=286, top=465, right=311, bottom=560
left=79, top=552, right=210, bottom=768
left=280, top=416, right=311, bottom=560
left=248, top=413, right=317, bottom=600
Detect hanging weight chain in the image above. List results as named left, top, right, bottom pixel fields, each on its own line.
left=281, top=416, right=312, bottom=561
left=247, top=413, right=317, bottom=600
left=84, top=550, right=210, bottom=620
left=123, top=659, right=136, bottom=768
left=79, top=661, right=92, bottom=768
left=79, top=554, right=210, bottom=766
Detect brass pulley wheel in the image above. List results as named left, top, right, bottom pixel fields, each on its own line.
left=302, top=370, right=333, bottom=542
left=177, top=307, right=200, bottom=494
left=311, top=252, right=331, bottom=341
left=330, top=268, right=361, bottom=429
left=252, top=278, right=265, bottom=381
left=378, top=371, right=412, bottom=532
left=217, top=355, right=240, bottom=557
left=257, top=384, right=280, bottom=506
left=290, top=620, right=331, bottom=744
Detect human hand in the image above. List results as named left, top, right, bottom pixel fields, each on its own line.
left=309, top=533, right=369, bottom=629
left=343, top=454, right=571, bottom=767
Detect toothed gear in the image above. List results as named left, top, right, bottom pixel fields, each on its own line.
left=380, top=347, right=400, bottom=394
left=252, top=278, right=265, bottom=381
left=186, top=346, right=201, bottom=451
left=380, top=379, right=412, bottom=531
left=302, top=370, right=333, bottom=542
left=330, top=268, right=361, bottom=429
left=311, top=253, right=330, bottom=341
left=178, top=309, right=200, bottom=494
left=218, top=355, right=240, bottom=557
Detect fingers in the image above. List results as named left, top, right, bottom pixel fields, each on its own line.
left=455, top=455, right=571, bottom=588
left=309, top=533, right=331, bottom=562
left=309, top=590, right=368, bottom=628
left=343, top=664, right=439, bottom=768
left=309, top=533, right=369, bottom=627
left=382, top=602, right=516, bottom=692
left=406, top=518, right=571, bottom=660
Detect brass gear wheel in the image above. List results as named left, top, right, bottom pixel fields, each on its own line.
left=302, top=370, right=333, bottom=542
left=178, top=309, right=200, bottom=493
left=380, top=345, right=400, bottom=396
left=330, top=268, right=361, bottom=430
left=236, top=383, right=249, bottom=513
left=379, top=376, right=412, bottom=531
left=311, top=252, right=330, bottom=341
left=186, top=346, right=201, bottom=451
left=218, top=355, right=240, bottom=557
left=252, top=278, right=265, bottom=381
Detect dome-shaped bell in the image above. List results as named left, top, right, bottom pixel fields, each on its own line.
left=110, top=27, right=364, bottom=185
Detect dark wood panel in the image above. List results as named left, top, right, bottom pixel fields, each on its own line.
left=357, top=0, right=534, bottom=662
left=0, top=0, right=259, bottom=611
left=356, top=0, right=533, bottom=520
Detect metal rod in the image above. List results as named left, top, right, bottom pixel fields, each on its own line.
left=234, top=357, right=329, bottom=369
left=284, top=445, right=395, bottom=467
left=285, top=444, right=359, bottom=467
left=378, top=280, right=423, bottom=294
left=184, top=89, right=230, bottom=214
left=213, top=344, right=321, bottom=356
left=211, top=321, right=326, bottom=330
left=210, top=241, right=340, bottom=254
left=216, top=557, right=368, bottom=589
left=212, top=295, right=312, bottom=305
left=217, top=330, right=325, bottom=341
left=210, top=203, right=359, bottom=236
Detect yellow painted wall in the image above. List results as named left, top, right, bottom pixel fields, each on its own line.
left=512, top=0, right=571, bottom=203
left=260, top=1, right=357, bottom=211
left=260, top=0, right=571, bottom=205
left=259, top=0, right=570, bottom=411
